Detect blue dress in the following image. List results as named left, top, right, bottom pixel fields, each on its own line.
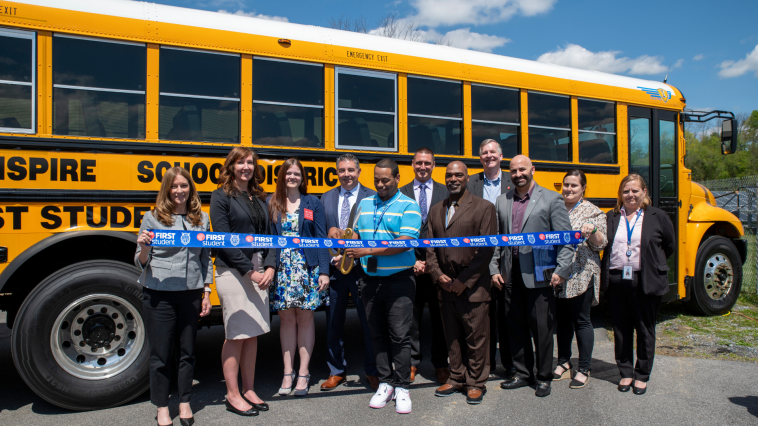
left=271, top=212, right=328, bottom=311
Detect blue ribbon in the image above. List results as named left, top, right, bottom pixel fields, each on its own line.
left=146, top=229, right=584, bottom=249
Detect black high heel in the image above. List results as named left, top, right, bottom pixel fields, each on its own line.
left=618, top=379, right=632, bottom=392
left=179, top=418, right=194, bottom=426
left=225, top=399, right=259, bottom=416
left=632, top=382, right=647, bottom=395
left=241, top=393, right=269, bottom=411
left=552, top=361, right=572, bottom=381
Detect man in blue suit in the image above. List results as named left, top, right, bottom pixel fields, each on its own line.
left=320, top=153, right=379, bottom=391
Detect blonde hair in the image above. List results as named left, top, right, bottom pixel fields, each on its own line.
left=153, top=167, right=203, bottom=227
left=613, top=173, right=651, bottom=213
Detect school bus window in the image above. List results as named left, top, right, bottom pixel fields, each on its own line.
left=159, top=47, right=240, bottom=143
left=578, top=98, right=616, bottom=164
left=252, top=57, right=324, bottom=148
left=528, top=92, right=571, bottom=162
left=335, top=68, right=396, bottom=151
left=407, top=76, right=462, bottom=156
left=0, top=29, right=35, bottom=133
left=471, top=84, right=519, bottom=158
left=53, top=35, right=145, bottom=138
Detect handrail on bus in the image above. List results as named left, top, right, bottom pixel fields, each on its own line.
left=681, top=109, right=735, bottom=123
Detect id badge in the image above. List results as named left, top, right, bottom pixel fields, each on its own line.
left=622, top=265, right=633, bottom=281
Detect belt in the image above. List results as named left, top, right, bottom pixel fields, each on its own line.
left=361, top=268, right=413, bottom=281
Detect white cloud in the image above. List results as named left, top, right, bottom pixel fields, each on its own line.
left=537, top=44, right=669, bottom=75
left=693, top=54, right=704, bottom=61
left=217, top=9, right=289, bottom=22
left=437, top=28, right=510, bottom=52
left=409, top=0, right=556, bottom=27
left=718, top=44, right=758, bottom=78
left=673, top=59, right=684, bottom=68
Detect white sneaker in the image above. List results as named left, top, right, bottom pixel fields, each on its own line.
left=369, top=383, right=394, bottom=409
left=394, top=387, right=412, bottom=414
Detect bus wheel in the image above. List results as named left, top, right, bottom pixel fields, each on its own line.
left=11, top=260, right=149, bottom=411
left=686, top=236, right=743, bottom=316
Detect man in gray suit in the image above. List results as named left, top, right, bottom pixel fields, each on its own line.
left=399, top=147, right=450, bottom=385
left=467, top=139, right=515, bottom=380
left=490, top=155, right=574, bottom=398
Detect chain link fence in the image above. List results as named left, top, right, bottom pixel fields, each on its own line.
left=698, top=175, right=758, bottom=294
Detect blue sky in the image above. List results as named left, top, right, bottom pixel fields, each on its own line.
left=152, top=0, right=757, bottom=116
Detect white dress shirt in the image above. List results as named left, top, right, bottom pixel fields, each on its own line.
left=413, top=178, right=434, bottom=218
left=338, top=183, right=361, bottom=225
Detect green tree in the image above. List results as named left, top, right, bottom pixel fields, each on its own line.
left=685, top=110, right=758, bottom=181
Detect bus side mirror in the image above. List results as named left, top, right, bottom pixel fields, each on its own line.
left=721, top=119, right=738, bottom=155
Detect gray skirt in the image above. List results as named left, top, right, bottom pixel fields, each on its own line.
left=215, top=252, right=270, bottom=339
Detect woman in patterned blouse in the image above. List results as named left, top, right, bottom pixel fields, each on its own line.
left=552, top=170, right=607, bottom=389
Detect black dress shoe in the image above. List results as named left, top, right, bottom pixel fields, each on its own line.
left=618, top=383, right=631, bottom=392
left=535, top=381, right=551, bottom=397
left=225, top=400, right=259, bottom=416
left=179, top=417, right=194, bottom=426
left=500, top=377, right=533, bottom=390
left=632, top=385, right=647, bottom=395
left=241, top=394, right=269, bottom=411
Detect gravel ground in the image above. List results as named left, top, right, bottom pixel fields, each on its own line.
left=1, top=309, right=758, bottom=425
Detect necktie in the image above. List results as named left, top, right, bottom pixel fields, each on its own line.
left=446, top=201, right=457, bottom=228
left=340, top=190, right=351, bottom=229
left=419, top=183, right=428, bottom=222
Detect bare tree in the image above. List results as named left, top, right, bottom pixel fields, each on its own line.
left=328, top=15, right=368, bottom=33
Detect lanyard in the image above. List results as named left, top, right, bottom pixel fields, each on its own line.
left=568, top=199, right=582, bottom=215
left=624, top=208, right=642, bottom=259
left=373, top=193, right=399, bottom=238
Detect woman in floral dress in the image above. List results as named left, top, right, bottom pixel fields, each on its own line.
left=268, top=158, right=330, bottom=397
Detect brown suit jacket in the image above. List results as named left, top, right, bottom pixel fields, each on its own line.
left=425, top=191, right=497, bottom=303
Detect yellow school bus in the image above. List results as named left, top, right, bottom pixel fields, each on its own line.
left=0, top=0, right=745, bottom=410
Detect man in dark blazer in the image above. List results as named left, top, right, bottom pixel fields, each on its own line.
left=320, top=154, right=379, bottom=391
left=425, top=161, right=496, bottom=405
left=489, top=155, right=575, bottom=398
left=399, top=147, right=450, bottom=385
left=466, top=139, right=515, bottom=380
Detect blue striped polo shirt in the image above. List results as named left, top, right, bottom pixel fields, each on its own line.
left=352, top=190, right=422, bottom=276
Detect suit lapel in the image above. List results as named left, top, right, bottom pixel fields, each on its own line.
left=233, top=195, right=255, bottom=227
left=608, top=211, right=620, bottom=244
left=475, top=173, right=485, bottom=198
left=506, top=191, right=514, bottom=233
left=521, top=184, right=542, bottom=229
left=331, top=188, right=340, bottom=223
left=446, top=193, right=471, bottom=228
left=298, top=196, right=305, bottom=234
left=500, top=171, right=509, bottom=194
left=640, top=208, right=653, bottom=251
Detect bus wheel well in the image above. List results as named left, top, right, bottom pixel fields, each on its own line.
left=1, top=233, right=137, bottom=328
left=699, top=222, right=747, bottom=265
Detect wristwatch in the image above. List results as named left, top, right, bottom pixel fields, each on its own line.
left=204, top=286, right=212, bottom=294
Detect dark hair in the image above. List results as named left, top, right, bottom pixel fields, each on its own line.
left=217, top=147, right=266, bottom=200
left=376, top=158, right=399, bottom=177
left=413, top=147, right=435, bottom=162
left=269, top=158, right=308, bottom=221
left=563, top=169, right=587, bottom=195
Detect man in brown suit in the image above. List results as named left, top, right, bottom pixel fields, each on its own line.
left=425, top=161, right=496, bottom=405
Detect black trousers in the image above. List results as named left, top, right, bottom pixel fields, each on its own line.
left=607, top=270, right=661, bottom=382
left=488, top=286, right=513, bottom=374
left=506, top=259, right=556, bottom=383
left=142, top=287, right=202, bottom=407
left=360, top=270, right=416, bottom=389
left=556, top=286, right=594, bottom=371
left=410, top=273, right=448, bottom=369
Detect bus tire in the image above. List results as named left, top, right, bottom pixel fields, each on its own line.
left=11, top=260, right=149, bottom=411
left=685, top=236, right=742, bottom=316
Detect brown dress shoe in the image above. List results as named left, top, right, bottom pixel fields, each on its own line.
left=435, top=383, right=459, bottom=397
left=436, top=367, right=451, bottom=384
left=320, top=375, right=345, bottom=391
left=366, top=375, right=380, bottom=390
left=410, top=366, right=418, bottom=383
left=466, top=388, right=485, bottom=405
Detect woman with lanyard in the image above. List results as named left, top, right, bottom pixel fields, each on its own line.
left=268, top=158, right=330, bottom=397
left=600, top=174, right=675, bottom=395
left=552, top=170, right=607, bottom=389
left=135, top=166, right=212, bottom=426
left=210, top=147, right=277, bottom=416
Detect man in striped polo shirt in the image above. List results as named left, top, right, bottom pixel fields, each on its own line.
left=342, top=158, right=422, bottom=414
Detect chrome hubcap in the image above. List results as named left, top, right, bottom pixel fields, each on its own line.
left=703, top=253, right=734, bottom=301
left=51, top=294, right=144, bottom=380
